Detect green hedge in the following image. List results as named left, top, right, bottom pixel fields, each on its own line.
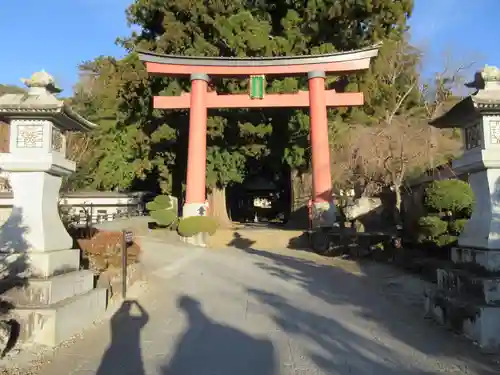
left=178, top=216, right=218, bottom=237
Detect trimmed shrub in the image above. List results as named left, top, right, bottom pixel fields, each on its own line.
left=150, top=209, right=177, bottom=227
left=155, top=195, right=174, bottom=207
left=418, top=215, right=447, bottom=242
left=435, top=234, right=458, bottom=248
left=147, top=195, right=178, bottom=228
left=449, top=218, right=469, bottom=236
left=424, top=180, right=474, bottom=216
left=178, top=216, right=218, bottom=237
left=146, top=194, right=177, bottom=212
left=416, top=180, right=473, bottom=252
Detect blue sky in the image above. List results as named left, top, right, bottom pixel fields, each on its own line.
left=0, top=0, right=497, bottom=94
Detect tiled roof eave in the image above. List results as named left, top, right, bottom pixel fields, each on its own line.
left=0, top=106, right=61, bottom=113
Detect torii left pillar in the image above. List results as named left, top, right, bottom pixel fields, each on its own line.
left=308, top=71, right=336, bottom=227
left=183, top=73, right=209, bottom=217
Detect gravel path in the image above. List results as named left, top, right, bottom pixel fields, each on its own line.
left=8, top=242, right=500, bottom=375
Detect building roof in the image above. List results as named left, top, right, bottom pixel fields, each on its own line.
left=430, top=65, right=500, bottom=128
left=406, top=161, right=460, bottom=187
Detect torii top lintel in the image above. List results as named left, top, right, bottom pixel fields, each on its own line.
left=137, top=43, right=380, bottom=76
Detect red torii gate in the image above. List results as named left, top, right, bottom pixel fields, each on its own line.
left=138, top=45, right=379, bottom=226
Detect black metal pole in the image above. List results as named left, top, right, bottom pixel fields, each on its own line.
left=121, top=230, right=127, bottom=299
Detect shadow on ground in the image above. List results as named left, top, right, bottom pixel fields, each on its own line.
left=96, top=295, right=277, bottom=375
left=0, top=208, right=30, bottom=357
left=229, top=232, right=500, bottom=375
left=160, top=295, right=276, bottom=375
left=96, top=300, right=149, bottom=375
left=87, top=230, right=499, bottom=375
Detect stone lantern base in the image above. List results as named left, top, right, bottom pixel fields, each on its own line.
left=424, top=247, right=500, bottom=352
left=0, top=265, right=106, bottom=346
left=0, top=170, right=107, bottom=347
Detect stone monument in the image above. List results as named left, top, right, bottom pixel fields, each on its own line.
left=426, top=65, right=500, bottom=351
left=0, top=71, right=106, bottom=346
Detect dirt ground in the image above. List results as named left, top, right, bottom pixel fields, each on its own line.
left=207, top=225, right=306, bottom=250
left=205, top=225, right=367, bottom=275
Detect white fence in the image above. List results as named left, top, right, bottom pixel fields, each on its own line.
left=0, top=191, right=147, bottom=227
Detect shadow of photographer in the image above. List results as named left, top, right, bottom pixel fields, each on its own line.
left=96, top=300, right=149, bottom=375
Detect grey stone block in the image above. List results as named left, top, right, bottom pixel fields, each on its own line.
left=451, top=247, right=500, bottom=272
left=1, top=270, right=95, bottom=306
left=424, top=289, right=500, bottom=352
left=13, top=288, right=106, bottom=347
left=27, top=249, right=81, bottom=278
left=311, top=201, right=337, bottom=228
left=436, top=268, right=500, bottom=305
left=180, top=233, right=208, bottom=247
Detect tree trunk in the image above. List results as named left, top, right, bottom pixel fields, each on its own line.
left=208, top=186, right=232, bottom=228
left=287, top=169, right=312, bottom=228
left=291, top=169, right=312, bottom=210
left=394, top=183, right=403, bottom=226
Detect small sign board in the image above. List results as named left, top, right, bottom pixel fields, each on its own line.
left=249, top=75, right=266, bottom=99
left=124, top=230, right=134, bottom=245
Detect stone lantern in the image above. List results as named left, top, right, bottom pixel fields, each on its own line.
left=0, top=71, right=105, bottom=346
left=430, top=65, right=500, bottom=261
left=427, top=65, right=500, bottom=351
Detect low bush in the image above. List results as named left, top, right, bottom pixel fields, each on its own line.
left=417, top=215, right=447, bottom=242
left=178, top=216, right=218, bottom=237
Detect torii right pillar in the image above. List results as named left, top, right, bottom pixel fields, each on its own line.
left=308, top=71, right=336, bottom=228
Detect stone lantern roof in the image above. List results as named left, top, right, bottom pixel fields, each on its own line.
left=429, top=65, right=500, bottom=129
left=0, top=70, right=96, bottom=132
